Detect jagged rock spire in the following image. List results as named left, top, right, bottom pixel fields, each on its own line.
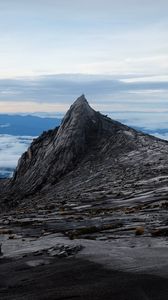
left=2, top=95, right=168, bottom=207
left=12, top=96, right=100, bottom=194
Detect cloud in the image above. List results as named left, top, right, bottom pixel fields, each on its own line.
left=153, top=133, right=168, bottom=140
left=108, top=111, right=168, bottom=129
left=0, top=1, right=167, bottom=78
left=0, top=74, right=167, bottom=104
left=106, top=111, right=168, bottom=142
left=0, top=73, right=167, bottom=113
left=0, top=123, right=10, bottom=128
left=0, top=134, right=33, bottom=177
left=122, top=75, right=168, bottom=83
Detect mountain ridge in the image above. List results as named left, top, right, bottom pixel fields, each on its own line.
left=0, top=114, right=61, bottom=136
left=1, top=95, right=168, bottom=210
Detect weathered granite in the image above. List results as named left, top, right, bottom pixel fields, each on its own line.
left=1, top=95, right=168, bottom=210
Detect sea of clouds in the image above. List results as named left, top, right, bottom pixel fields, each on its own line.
left=107, top=111, right=168, bottom=141
left=0, top=134, right=34, bottom=178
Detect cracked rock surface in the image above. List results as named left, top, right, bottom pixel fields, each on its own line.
left=0, top=95, right=168, bottom=245
left=0, top=96, right=168, bottom=299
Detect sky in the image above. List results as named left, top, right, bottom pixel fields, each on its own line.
left=0, top=0, right=168, bottom=113
left=1, top=0, right=168, bottom=176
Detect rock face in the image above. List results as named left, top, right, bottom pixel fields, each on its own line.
left=12, top=95, right=106, bottom=194
left=1, top=94, right=168, bottom=209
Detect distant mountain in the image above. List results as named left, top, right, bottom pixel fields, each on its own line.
left=0, top=114, right=62, bottom=179
left=2, top=95, right=168, bottom=210
left=0, top=114, right=61, bottom=136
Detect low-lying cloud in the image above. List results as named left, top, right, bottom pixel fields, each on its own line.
left=0, top=134, right=33, bottom=177
left=0, top=74, right=167, bottom=103
left=108, top=111, right=168, bottom=141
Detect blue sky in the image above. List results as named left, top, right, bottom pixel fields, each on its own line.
left=0, top=0, right=168, bottom=113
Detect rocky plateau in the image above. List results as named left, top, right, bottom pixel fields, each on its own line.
left=0, top=95, right=168, bottom=299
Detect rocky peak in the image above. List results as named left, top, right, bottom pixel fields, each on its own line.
left=2, top=95, right=168, bottom=205
left=71, top=94, right=88, bottom=106
left=10, top=96, right=101, bottom=195
left=54, top=94, right=98, bottom=144
left=67, top=94, right=95, bottom=118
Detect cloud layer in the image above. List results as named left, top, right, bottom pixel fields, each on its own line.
left=0, top=74, right=168, bottom=113
left=0, top=134, right=33, bottom=177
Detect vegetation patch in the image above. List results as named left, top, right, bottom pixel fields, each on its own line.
left=0, top=228, right=13, bottom=235
left=135, top=226, right=145, bottom=236
left=67, top=222, right=123, bottom=239
left=151, top=228, right=168, bottom=237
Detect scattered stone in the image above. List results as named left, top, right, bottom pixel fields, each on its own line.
left=8, top=234, right=16, bottom=240
left=3, top=220, right=10, bottom=225
left=26, top=259, right=50, bottom=267
left=47, top=244, right=83, bottom=258
left=33, top=250, right=44, bottom=256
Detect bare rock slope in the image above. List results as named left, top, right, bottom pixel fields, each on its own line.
left=2, top=94, right=168, bottom=206
left=1, top=96, right=168, bottom=300
left=1, top=94, right=168, bottom=244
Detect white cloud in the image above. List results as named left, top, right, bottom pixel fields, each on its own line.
left=107, top=111, right=168, bottom=131
left=0, top=123, right=10, bottom=128
left=0, top=2, right=167, bottom=78
left=152, top=133, right=168, bottom=141
left=127, top=89, right=167, bottom=95
left=0, top=135, right=33, bottom=175
left=122, top=75, right=168, bottom=84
